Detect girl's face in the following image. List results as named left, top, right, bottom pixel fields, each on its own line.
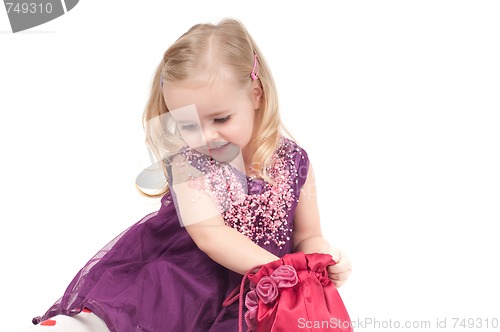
left=163, top=69, right=262, bottom=165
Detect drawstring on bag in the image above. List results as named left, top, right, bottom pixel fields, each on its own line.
left=222, top=265, right=262, bottom=332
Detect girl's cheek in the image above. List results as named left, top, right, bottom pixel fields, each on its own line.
left=182, top=131, right=206, bottom=148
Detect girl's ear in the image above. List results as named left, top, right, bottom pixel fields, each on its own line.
left=252, top=80, right=263, bottom=110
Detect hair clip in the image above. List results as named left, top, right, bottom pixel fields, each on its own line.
left=250, top=53, right=259, bottom=80
left=160, top=73, right=164, bottom=87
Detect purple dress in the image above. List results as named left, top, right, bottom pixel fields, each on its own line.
left=34, top=137, right=309, bottom=332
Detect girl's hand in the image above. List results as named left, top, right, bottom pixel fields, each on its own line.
left=326, top=247, right=352, bottom=288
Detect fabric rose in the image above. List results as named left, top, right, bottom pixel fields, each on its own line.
left=244, top=290, right=258, bottom=331
left=271, top=265, right=298, bottom=288
left=245, top=290, right=258, bottom=318
left=255, top=276, right=279, bottom=304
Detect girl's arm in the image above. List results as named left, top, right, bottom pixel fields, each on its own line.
left=171, top=155, right=278, bottom=275
left=292, top=163, right=352, bottom=287
left=292, top=163, right=330, bottom=253
left=186, top=218, right=279, bottom=275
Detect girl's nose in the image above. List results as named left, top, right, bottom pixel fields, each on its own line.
left=203, top=125, right=219, bottom=143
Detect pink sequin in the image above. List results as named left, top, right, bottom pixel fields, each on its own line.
left=178, top=139, right=302, bottom=248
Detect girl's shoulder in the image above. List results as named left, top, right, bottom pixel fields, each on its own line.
left=274, top=136, right=309, bottom=166
left=265, top=136, right=309, bottom=190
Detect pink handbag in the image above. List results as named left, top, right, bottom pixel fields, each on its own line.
left=223, top=252, right=353, bottom=332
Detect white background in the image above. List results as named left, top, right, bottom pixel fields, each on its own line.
left=1, top=1, right=499, bottom=331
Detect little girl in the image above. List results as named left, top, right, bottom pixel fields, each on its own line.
left=27, top=18, right=352, bottom=331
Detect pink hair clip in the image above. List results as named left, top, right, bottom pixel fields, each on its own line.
left=250, top=53, right=259, bottom=80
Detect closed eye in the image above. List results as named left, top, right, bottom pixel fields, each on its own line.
left=214, top=115, right=231, bottom=124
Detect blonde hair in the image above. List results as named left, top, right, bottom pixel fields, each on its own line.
left=141, top=18, right=288, bottom=197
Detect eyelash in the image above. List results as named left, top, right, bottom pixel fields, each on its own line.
left=179, top=115, right=231, bottom=131
left=214, top=115, right=231, bottom=124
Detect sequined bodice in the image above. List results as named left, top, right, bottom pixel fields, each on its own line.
left=173, top=138, right=306, bottom=249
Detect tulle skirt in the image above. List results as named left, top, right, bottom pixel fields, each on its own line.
left=35, top=193, right=245, bottom=332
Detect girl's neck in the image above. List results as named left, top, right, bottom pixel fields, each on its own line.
left=241, top=146, right=257, bottom=177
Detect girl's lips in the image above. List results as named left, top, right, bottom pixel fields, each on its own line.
left=208, top=142, right=230, bottom=153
